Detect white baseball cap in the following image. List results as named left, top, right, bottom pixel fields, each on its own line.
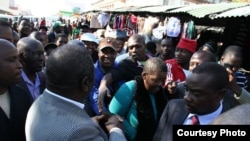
left=80, top=33, right=99, bottom=45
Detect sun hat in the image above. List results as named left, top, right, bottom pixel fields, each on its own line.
left=80, top=33, right=99, bottom=45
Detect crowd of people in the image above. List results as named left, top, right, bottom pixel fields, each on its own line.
left=0, top=15, right=250, bottom=141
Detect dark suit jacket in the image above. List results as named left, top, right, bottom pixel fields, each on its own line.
left=0, top=84, right=32, bottom=141
left=153, top=99, right=236, bottom=141
left=16, top=72, right=46, bottom=103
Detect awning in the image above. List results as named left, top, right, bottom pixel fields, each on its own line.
left=167, top=3, right=249, bottom=18
left=131, top=5, right=183, bottom=13
left=106, top=6, right=140, bottom=13
left=84, top=3, right=250, bottom=24
left=213, top=5, right=250, bottom=19
left=59, top=10, right=74, bottom=17
left=0, top=6, right=14, bottom=15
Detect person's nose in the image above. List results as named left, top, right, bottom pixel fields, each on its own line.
left=17, top=60, right=23, bottom=69
left=175, top=50, right=181, bottom=56
left=184, top=90, right=192, bottom=102
left=38, top=53, right=45, bottom=61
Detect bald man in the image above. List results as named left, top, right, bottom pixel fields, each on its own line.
left=0, top=39, right=31, bottom=141
left=29, top=31, right=48, bottom=46
left=0, top=19, right=13, bottom=43
left=16, top=37, right=46, bottom=102
left=168, top=50, right=217, bottom=97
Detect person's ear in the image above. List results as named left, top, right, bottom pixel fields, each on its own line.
left=142, top=72, right=147, bottom=80
left=80, top=76, right=93, bottom=92
left=220, top=55, right=225, bottom=63
left=216, top=88, right=226, bottom=101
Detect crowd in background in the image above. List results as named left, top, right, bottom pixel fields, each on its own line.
left=0, top=14, right=250, bottom=141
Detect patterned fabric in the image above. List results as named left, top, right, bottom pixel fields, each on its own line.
left=235, top=71, right=248, bottom=89
left=165, top=59, right=186, bottom=85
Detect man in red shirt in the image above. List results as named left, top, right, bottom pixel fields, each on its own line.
left=165, top=37, right=197, bottom=97
left=40, top=17, right=46, bottom=27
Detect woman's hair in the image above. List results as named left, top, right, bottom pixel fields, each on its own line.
left=143, top=57, right=167, bottom=74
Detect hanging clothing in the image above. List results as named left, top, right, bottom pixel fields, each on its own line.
left=90, top=13, right=102, bottom=29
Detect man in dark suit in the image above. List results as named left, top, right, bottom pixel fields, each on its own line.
left=0, top=39, right=32, bottom=141
left=25, top=43, right=127, bottom=141
left=16, top=37, right=46, bottom=103
left=153, top=62, right=235, bottom=141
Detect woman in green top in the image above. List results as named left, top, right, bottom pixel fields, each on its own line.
left=109, top=57, right=169, bottom=141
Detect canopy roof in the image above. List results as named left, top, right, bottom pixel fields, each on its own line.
left=85, top=3, right=250, bottom=26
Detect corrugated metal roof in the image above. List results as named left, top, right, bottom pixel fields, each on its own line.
left=85, top=3, right=250, bottom=19
left=213, top=5, right=250, bottom=19
left=105, top=6, right=140, bottom=13
left=133, top=5, right=183, bottom=13
left=168, top=3, right=250, bottom=18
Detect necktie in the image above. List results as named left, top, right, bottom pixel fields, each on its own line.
left=191, top=115, right=200, bottom=125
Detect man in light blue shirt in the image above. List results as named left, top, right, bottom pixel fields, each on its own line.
left=16, top=37, right=46, bottom=102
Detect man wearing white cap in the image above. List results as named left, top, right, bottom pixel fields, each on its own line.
left=81, top=33, right=99, bottom=63
left=106, top=30, right=127, bottom=57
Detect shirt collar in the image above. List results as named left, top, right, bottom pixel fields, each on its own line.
left=21, top=70, right=40, bottom=84
left=187, top=100, right=223, bottom=125
left=136, top=53, right=152, bottom=68
left=45, top=89, right=85, bottom=109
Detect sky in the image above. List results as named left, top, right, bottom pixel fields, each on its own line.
left=15, top=0, right=93, bottom=16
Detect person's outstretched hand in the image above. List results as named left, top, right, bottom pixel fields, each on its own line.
left=97, top=84, right=112, bottom=114
left=166, top=81, right=177, bottom=95
left=227, top=68, right=242, bottom=96
left=105, top=114, right=124, bottom=132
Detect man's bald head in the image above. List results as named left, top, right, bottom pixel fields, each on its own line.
left=127, top=34, right=145, bottom=47
left=0, top=38, right=16, bottom=51
left=16, top=37, right=45, bottom=73
left=192, top=50, right=217, bottom=62
left=0, top=19, right=13, bottom=43
left=189, top=50, right=217, bottom=72
left=16, top=37, right=43, bottom=54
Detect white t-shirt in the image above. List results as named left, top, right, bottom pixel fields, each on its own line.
left=0, top=90, right=10, bottom=118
